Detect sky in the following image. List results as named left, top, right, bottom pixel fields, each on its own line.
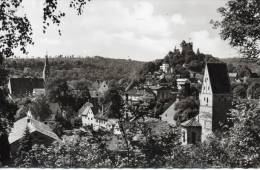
left=16, top=0, right=239, bottom=61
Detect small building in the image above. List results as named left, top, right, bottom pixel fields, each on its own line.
left=176, top=78, right=190, bottom=90
left=78, top=102, right=121, bottom=135
left=8, top=77, right=45, bottom=99
left=125, top=88, right=155, bottom=104
left=160, top=63, right=170, bottom=73
left=98, top=81, right=109, bottom=94
left=8, top=56, right=49, bottom=99
left=228, top=72, right=238, bottom=82
left=181, top=118, right=201, bottom=145
left=149, top=85, right=173, bottom=101
left=78, top=102, right=95, bottom=127
left=9, top=112, right=61, bottom=157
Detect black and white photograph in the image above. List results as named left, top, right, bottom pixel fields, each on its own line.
left=0, top=0, right=260, bottom=168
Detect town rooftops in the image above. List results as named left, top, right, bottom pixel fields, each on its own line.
left=9, top=117, right=61, bottom=144
left=148, top=85, right=172, bottom=90
left=181, top=117, right=201, bottom=127
left=9, top=77, right=44, bottom=97
left=206, top=63, right=231, bottom=94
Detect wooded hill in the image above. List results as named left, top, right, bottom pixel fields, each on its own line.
left=5, top=56, right=145, bottom=82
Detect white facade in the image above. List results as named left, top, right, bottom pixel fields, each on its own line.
left=198, top=66, right=213, bottom=140
left=80, top=105, right=121, bottom=135
left=160, top=63, right=170, bottom=73
left=177, top=78, right=190, bottom=90
left=81, top=106, right=95, bottom=127
left=33, top=88, right=45, bottom=96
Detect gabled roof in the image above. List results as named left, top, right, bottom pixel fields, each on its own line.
left=181, top=117, right=201, bottom=127
left=161, top=100, right=179, bottom=126
left=9, top=77, right=44, bottom=97
left=94, top=103, right=113, bottom=120
left=9, top=117, right=60, bottom=144
left=206, top=63, right=231, bottom=94
left=30, top=119, right=60, bottom=142
left=78, top=102, right=94, bottom=116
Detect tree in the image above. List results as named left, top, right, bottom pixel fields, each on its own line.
left=103, top=88, right=123, bottom=119
left=30, top=96, right=52, bottom=121
left=232, top=83, right=247, bottom=98
left=174, top=97, right=199, bottom=123
left=15, top=127, right=33, bottom=166
left=212, top=0, right=260, bottom=58
left=222, top=99, right=260, bottom=168
left=0, top=0, right=91, bottom=165
left=15, top=135, right=112, bottom=168
left=247, top=82, right=260, bottom=99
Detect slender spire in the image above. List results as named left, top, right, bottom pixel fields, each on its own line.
left=43, top=54, right=50, bottom=82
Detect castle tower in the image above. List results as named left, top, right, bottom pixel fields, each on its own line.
left=198, top=63, right=232, bottom=141
left=42, top=55, right=50, bottom=82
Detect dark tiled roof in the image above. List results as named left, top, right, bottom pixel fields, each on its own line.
left=9, top=77, right=44, bottom=97
left=207, top=63, right=231, bottom=94
left=181, top=117, right=201, bottom=127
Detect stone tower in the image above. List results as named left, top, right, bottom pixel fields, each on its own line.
left=42, top=55, right=50, bottom=82
left=198, top=63, right=232, bottom=141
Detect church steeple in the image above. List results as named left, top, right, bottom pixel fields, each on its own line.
left=43, top=55, right=50, bottom=82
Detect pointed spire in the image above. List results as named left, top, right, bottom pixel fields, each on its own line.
left=197, top=48, right=200, bottom=55
left=43, top=54, right=50, bottom=82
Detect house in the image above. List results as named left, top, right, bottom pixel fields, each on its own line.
left=98, top=81, right=109, bottom=94
left=78, top=102, right=96, bottom=127
left=8, top=110, right=61, bottom=157
left=125, top=88, right=155, bottom=104
left=89, top=81, right=109, bottom=100
left=181, top=117, right=201, bottom=145
left=228, top=72, right=238, bottom=82
left=198, top=63, right=232, bottom=141
left=78, top=102, right=121, bottom=135
left=8, top=56, right=49, bottom=99
left=8, top=77, right=45, bottom=98
left=160, top=98, right=179, bottom=126
left=160, top=62, right=170, bottom=73
left=149, top=85, right=174, bottom=101
left=176, top=78, right=190, bottom=90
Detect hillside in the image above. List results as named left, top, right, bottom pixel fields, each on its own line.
left=5, top=56, right=145, bottom=82
left=222, top=58, right=260, bottom=74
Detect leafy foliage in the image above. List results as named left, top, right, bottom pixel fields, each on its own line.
left=174, top=97, right=199, bottom=122
left=212, top=0, right=260, bottom=58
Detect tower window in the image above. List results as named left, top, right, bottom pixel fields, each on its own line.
left=207, top=97, right=208, bottom=103
left=182, top=131, right=186, bottom=142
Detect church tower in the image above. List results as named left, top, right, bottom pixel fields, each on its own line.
left=42, top=55, right=50, bottom=82
left=198, top=63, right=232, bottom=141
